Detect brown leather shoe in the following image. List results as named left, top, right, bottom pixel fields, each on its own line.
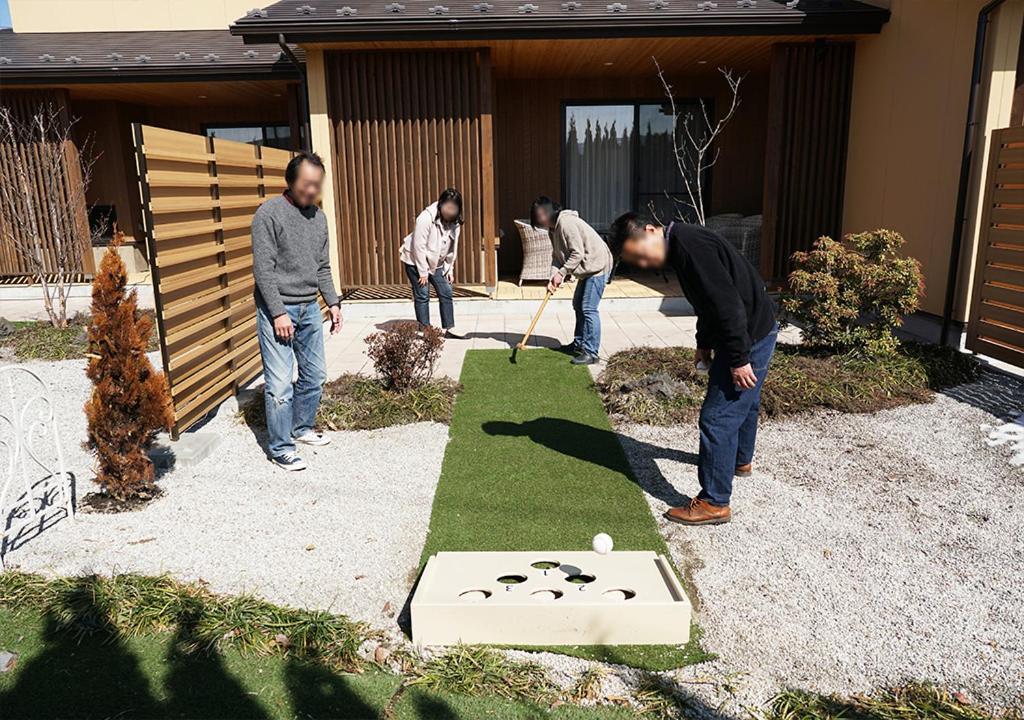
left=664, top=497, right=731, bottom=526
left=735, top=463, right=752, bottom=477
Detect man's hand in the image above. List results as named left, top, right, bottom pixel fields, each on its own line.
left=694, top=348, right=713, bottom=371
left=546, top=271, right=564, bottom=294
left=445, top=269, right=454, bottom=284
left=273, top=314, right=294, bottom=343
left=329, top=305, right=343, bottom=335
left=418, top=275, right=429, bottom=287
left=731, top=363, right=758, bottom=390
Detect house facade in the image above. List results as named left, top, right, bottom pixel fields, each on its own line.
left=2, top=0, right=1023, bottom=352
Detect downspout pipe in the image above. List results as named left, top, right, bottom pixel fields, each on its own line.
left=278, top=34, right=312, bottom=153
left=941, top=0, right=1006, bottom=346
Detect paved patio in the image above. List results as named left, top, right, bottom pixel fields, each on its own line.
left=324, top=306, right=803, bottom=381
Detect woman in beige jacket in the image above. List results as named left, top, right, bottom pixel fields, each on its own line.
left=400, top=188, right=463, bottom=338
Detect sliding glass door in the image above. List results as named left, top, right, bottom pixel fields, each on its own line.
left=563, top=101, right=706, bottom=233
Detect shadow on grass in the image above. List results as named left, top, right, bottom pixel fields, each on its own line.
left=0, top=576, right=383, bottom=720
left=482, top=417, right=697, bottom=507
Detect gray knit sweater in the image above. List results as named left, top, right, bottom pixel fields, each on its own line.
left=252, top=194, right=339, bottom=318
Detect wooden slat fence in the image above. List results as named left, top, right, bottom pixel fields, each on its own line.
left=0, top=89, right=93, bottom=277
left=325, top=49, right=497, bottom=288
left=133, top=124, right=296, bottom=435
left=966, top=125, right=1024, bottom=367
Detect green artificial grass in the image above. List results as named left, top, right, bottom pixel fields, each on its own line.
left=419, top=348, right=709, bottom=670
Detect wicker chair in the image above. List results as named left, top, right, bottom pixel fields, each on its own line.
left=514, top=219, right=556, bottom=285
left=705, top=214, right=762, bottom=267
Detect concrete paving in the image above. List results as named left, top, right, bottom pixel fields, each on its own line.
left=323, top=305, right=803, bottom=381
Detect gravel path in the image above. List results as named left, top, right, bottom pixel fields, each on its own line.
left=617, top=392, right=1024, bottom=712
left=2, top=358, right=450, bottom=631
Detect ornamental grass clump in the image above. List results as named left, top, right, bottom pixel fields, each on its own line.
left=84, top=233, right=173, bottom=503
left=365, top=321, right=444, bottom=391
left=784, top=229, right=923, bottom=356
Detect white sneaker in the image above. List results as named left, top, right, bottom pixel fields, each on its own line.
left=272, top=452, right=307, bottom=471
left=445, top=327, right=465, bottom=339
left=295, top=430, right=331, bottom=446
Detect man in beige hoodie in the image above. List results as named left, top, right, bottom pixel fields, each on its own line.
left=530, top=196, right=614, bottom=365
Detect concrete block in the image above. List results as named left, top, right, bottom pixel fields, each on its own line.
left=149, top=432, right=222, bottom=471
left=411, top=551, right=692, bottom=646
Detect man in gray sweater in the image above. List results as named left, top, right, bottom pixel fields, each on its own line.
left=252, top=152, right=342, bottom=471
left=530, top=197, right=614, bottom=365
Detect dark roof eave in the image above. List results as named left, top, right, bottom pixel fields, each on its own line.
left=0, top=65, right=303, bottom=84
left=230, top=10, right=889, bottom=43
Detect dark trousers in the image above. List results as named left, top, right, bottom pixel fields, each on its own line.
left=697, top=324, right=779, bottom=506
left=404, top=263, right=455, bottom=329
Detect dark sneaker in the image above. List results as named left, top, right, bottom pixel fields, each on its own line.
left=570, top=353, right=599, bottom=366
left=735, top=463, right=752, bottom=477
left=295, top=430, right=331, bottom=447
left=557, top=343, right=579, bottom=355
left=272, top=452, right=307, bottom=471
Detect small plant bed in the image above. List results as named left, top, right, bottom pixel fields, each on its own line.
left=0, top=313, right=159, bottom=362
left=419, top=348, right=711, bottom=671
left=761, top=683, right=1017, bottom=720
left=598, top=342, right=981, bottom=426
left=241, top=373, right=461, bottom=431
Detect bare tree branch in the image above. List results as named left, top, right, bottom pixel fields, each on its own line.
left=0, top=103, right=100, bottom=327
left=653, top=57, right=745, bottom=226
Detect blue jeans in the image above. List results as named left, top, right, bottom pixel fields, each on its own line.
left=697, top=324, right=779, bottom=506
left=256, top=299, right=327, bottom=458
left=404, top=263, right=455, bottom=329
left=572, top=272, right=608, bottom=356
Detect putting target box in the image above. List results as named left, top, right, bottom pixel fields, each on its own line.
left=411, top=551, right=692, bottom=646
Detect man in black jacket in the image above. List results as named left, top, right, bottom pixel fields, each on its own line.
left=610, top=213, right=778, bottom=525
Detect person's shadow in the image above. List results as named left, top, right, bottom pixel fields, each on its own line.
left=482, top=417, right=697, bottom=507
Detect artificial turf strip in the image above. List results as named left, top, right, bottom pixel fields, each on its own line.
left=419, top=348, right=708, bottom=670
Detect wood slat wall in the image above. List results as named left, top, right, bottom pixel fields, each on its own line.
left=0, top=89, right=93, bottom=277
left=966, top=126, right=1024, bottom=368
left=761, top=42, right=855, bottom=282
left=133, top=124, right=296, bottom=435
left=324, top=49, right=497, bottom=288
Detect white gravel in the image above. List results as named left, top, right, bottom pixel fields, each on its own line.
left=2, top=357, right=450, bottom=631
left=617, top=393, right=1024, bottom=713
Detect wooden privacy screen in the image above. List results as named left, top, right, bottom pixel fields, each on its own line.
left=761, top=42, right=855, bottom=282
left=0, top=89, right=93, bottom=277
left=966, top=126, right=1024, bottom=367
left=325, top=49, right=497, bottom=287
left=133, top=124, right=295, bottom=435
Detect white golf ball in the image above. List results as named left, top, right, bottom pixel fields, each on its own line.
left=592, top=533, right=614, bottom=555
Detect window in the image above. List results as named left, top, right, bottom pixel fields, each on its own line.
left=562, top=101, right=708, bottom=232
left=203, top=124, right=292, bottom=150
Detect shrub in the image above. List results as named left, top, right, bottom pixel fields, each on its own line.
left=784, top=230, right=924, bottom=356
left=83, top=234, right=173, bottom=502
left=365, top=321, right=444, bottom=391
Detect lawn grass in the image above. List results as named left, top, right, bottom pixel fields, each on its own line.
left=419, top=348, right=709, bottom=670
left=0, top=609, right=640, bottom=719
left=0, top=313, right=160, bottom=362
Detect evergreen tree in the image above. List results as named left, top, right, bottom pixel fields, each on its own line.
left=84, top=231, right=173, bottom=502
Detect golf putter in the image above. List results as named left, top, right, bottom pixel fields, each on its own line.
left=510, top=291, right=552, bottom=364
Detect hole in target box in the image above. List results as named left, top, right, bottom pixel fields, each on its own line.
left=410, top=551, right=692, bottom=646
